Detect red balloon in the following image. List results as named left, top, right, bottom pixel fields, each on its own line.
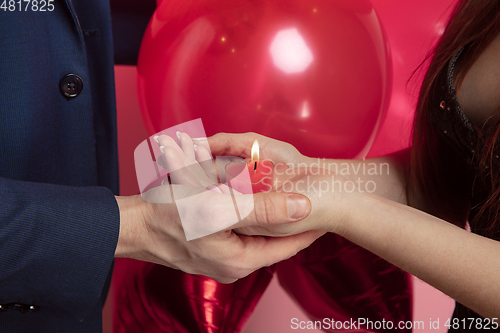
left=137, top=0, right=391, bottom=159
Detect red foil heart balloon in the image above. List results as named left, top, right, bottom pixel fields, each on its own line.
left=113, top=260, right=275, bottom=333
left=276, top=234, right=412, bottom=332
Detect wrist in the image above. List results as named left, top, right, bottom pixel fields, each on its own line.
left=114, top=195, right=151, bottom=259
left=327, top=190, right=367, bottom=236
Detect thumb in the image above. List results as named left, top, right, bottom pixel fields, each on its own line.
left=234, top=191, right=311, bottom=229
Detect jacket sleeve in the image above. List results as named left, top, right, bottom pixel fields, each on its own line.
left=0, top=177, right=120, bottom=322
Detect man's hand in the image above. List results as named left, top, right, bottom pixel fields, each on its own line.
left=114, top=193, right=322, bottom=283
left=112, top=131, right=327, bottom=283
left=234, top=167, right=359, bottom=237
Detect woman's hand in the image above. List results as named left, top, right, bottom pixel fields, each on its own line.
left=207, top=132, right=310, bottom=167
left=234, top=166, right=357, bottom=236
left=205, top=132, right=359, bottom=236
left=208, top=132, right=414, bottom=205
left=155, top=132, right=219, bottom=188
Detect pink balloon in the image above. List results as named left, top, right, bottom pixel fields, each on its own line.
left=137, top=0, right=391, bottom=159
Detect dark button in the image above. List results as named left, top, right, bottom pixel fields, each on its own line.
left=59, top=74, right=83, bottom=98
left=28, top=305, right=40, bottom=312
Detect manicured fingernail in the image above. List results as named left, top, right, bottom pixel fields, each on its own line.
left=193, top=144, right=198, bottom=151
left=176, top=131, right=181, bottom=139
left=287, top=195, right=310, bottom=219
left=160, top=146, right=165, bottom=153
left=206, top=184, right=222, bottom=193
left=153, top=136, right=159, bottom=144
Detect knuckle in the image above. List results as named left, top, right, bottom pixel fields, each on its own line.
left=212, top=132, right=228, bottom=144
left=254, top=195, right=277, bottom=225
left=225, top=253, right=254, bottom=279
left=231, top=266, right=252, bottom=280
left=284, top=142, right=295, bottom=151
left=217, top=265, right=245, bottom=281
left=163, top=146, right=177, bottom=158
left=231, top=268, right=248, bottom=280
left=215, top=277, right=237, bottom=284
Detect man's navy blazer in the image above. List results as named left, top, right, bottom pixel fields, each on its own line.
left=0, top=0, right=154, bottom=331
